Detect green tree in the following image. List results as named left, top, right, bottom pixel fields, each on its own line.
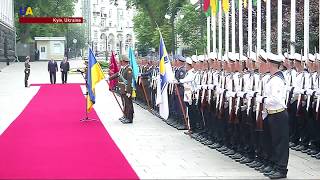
left=176, top=3, right=207, bottom=55
left=15, top=0, right=76, bottom=42
left=129, top=0, right=187, bottom=55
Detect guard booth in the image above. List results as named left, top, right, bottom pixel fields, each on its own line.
left=34, top=37, right=66, bottom=61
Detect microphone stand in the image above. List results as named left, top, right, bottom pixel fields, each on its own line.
left=79, top=70, right=97, bottom=122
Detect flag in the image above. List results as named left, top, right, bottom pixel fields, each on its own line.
left=211, top=0, right=218, bottom=16
left=86, top=48, right=105, bottom=112
left=253, top=0, right=257, bottom=6
left=204, top=0, right=211, bottom=12
left=205, top=6, right=211, bottom=17
left=244, top=0, right=247, bottom=8
left=108, top=51, right=119, bottom=90
left=222, top=0, right=229, bottom=13
left=156, top=33, right=175, bottom=120
left=128, top=47, right=139, bottom=98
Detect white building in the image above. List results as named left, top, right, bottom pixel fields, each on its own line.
left=89, top=0, right=136, bottom=56
left=0, top=0, right=15, bottom=62
left=34, top=37, right=66, bottom=61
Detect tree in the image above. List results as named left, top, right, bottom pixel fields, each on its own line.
left=176, top=3, right=207, bottom=55
left=15, top=0, right=76, bottom=42
left=129, top=0, right=187, bottom=55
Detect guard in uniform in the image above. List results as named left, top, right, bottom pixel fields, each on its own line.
left=24, top=56, right=31, bottom=87
left=256, top=53, right=288, bottom=179
left=179, top=57, right=196, bottom=134
left=109, top=56, right=134, bottom=124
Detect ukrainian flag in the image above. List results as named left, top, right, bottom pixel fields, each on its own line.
left=128, top=47, right=139, bottom=97
left=87, top=48, right=105, bottom=112
left=156, top=34, right=174, bottom=120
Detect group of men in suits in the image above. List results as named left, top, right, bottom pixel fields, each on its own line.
left=48, top=57, right=70, bottom=84
left=24, top=56, right=70, bottom=87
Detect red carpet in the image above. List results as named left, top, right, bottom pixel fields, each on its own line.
left=0, top=84, right=139, bottom=179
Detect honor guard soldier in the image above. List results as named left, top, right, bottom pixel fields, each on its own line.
left=256, top=53, right=288, bottom=179
left=24, top=56, right=31, bottom=87
left=179, top=57, right=196, bottom=134
left=109, top=55, right=134, bottom=124
left=172, top=55, right=187, bottom=130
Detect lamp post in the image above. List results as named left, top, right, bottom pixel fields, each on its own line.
left=73, top=38, right=77, bottom=60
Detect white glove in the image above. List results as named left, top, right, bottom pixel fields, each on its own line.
left=306, top=89, right=315, bottom=96
left=226, top=91, right=236, bottom=98
left=246, top=91, right=254, bottom=98
left=105, top=75, right=110, bottom=81
left=256, top=95, right=265, bottom=103
left=237, top=92, right=245, bottom=98
left=202, top=85, right=208, bottom=90
left=208, top=84, right=214, bottom=90
left=216, top=87, right=223, bottom=94
left=197, top=85, right=202, bottom=90
left=126, top=93, right=131, bottom=98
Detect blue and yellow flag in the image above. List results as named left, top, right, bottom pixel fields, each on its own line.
left=156, top=34, right=174, bottom=120
left=128, top=47, right=140, bottom=97
left=87, top=48, right=105, bottom=112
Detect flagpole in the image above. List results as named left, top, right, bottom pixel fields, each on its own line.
left=248, top=0, right=252, bottom=53
left=81, top=47, right=97, bottom=122
left=266, top=0, right=271, bottom=53
left=257, top=0, right=261, bottom=53
left=218, top=0, right=223, bottom=55
left=225, top=1, right=230, bottom=54
left=212, top=5, right=217, bottom=53
left=207, top=16, right=211, bottom=53
left=290, top=0, right=296, bottom=55
left=231, top=0, right=235, bottom=53
left=277, top=0, right=282, bottom=55
left=174, top=84, right=189, bottom=130
left=304, top=0, right=309, bottom=56
left=239, top=0, right=243, bottom=55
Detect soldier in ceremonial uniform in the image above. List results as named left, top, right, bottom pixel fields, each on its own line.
left=109, top=56, right=134, bottom=124
left=24, top=56, right=31, bottom=87
left=179, top=57, right=196, bottom=134
left=256, top=53, right=288, bottom=179
left=172, top=55, right=187, bottom=130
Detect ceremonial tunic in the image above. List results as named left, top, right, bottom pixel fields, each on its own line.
left=260, top=71, right=289, bottom=174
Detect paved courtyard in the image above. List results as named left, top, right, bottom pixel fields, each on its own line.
left=0, top=61, right=320, bottom=179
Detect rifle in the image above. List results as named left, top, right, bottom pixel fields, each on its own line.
left=207, top=70, right=213, bottom=105
left=296, top=72, right=305, bottom=117
left=201, top=71, right=208, bottom=103
left=256, top=74, right=264, bottom=131
left=316, top=94, right=320, bottom=121
left=195, top=71, right=201, bottom=106
left=218, top=73, right=227, bottom=119
left=247, top=73, right=255, bottom=115
left=229, top=74, right=238, bottom=123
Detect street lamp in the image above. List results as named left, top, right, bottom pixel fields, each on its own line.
left=73, top=38, right=77, bottom=60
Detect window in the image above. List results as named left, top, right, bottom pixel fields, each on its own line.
left=109, top=21, right=112, bottom=27
left=53, top=43, right=61, bottom=54
left=109, top=9, right=112, bottom=18
left=94, top=31, right=98, bottom=39
left=41, top=47, right=46, bottom=52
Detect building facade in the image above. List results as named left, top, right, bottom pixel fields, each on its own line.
left=0, top=0, right=15, bottom=62
left=35, top=37, right=66, bottom=61
left=89, top=0, right=136, bottom=56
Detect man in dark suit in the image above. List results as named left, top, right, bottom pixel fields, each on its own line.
left=60, top=57, right=70, bottom=84
left=48, top=58, right=58, bottom=84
